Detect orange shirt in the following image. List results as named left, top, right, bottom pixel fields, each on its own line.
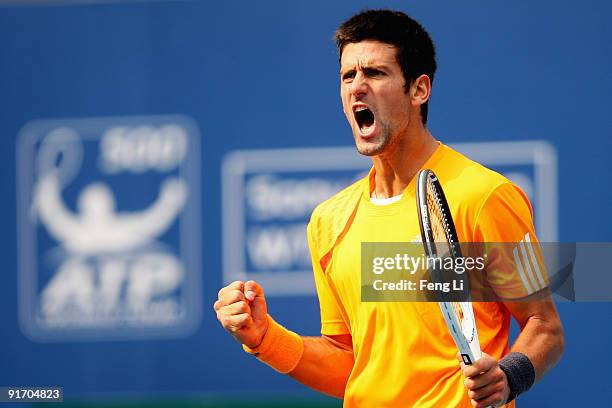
left=307, top=143, right=543, bottom=407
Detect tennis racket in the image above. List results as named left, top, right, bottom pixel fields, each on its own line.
left=416, top=169, right=482, bottom=366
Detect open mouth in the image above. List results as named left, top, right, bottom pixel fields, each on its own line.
left=354, top=106, right=376, bottom=136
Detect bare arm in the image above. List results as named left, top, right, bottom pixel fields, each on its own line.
left=503, top=293, right=564, bottom=381
left=288, top=334, right=353, bottom=398
left=214, top=280, right=353, bottom=398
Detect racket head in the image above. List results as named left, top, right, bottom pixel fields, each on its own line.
left=416, top=169, right=481, bottom=364
left=416, top=169, right=462, bottom=260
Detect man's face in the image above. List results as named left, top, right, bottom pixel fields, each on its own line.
left=340, top=40, right=413, bottom=156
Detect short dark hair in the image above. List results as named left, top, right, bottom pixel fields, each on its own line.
left=334, top=9, right=437, bottom=124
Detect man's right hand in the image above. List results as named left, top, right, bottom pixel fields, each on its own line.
left=214, top=280, right=269, bottom=348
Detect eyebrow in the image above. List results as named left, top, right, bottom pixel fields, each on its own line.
left=340, top=62, right=390, bottom=75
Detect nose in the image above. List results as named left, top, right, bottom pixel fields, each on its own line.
left=349, top=71, right=368, bottom=98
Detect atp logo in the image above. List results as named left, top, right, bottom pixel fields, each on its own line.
left=16, top=116, right=202, bottom=341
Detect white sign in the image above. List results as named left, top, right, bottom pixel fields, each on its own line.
left=17, top=115, right=202, bottom=341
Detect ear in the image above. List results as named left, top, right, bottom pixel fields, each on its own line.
left=409, top=74, right=432, bottom=108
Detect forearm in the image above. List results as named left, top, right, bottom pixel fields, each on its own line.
left=508, top=299, right=564, bottom=381
left=244, top=316, right=353, bottom=398
left=288, top=336, right=354, bottom=398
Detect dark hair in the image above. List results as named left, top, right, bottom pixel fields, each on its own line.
left=334, top=9, right=437, bottom=124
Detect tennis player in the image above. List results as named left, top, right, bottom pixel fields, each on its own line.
left=214, top=9, right=564, bottom=407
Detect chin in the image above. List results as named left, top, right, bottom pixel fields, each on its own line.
left=354, top=131, right=391, bottom=156
left=355, top=139, right=386, bottom=157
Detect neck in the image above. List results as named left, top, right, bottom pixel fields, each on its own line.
left=371, top=126, right=438, bottom=198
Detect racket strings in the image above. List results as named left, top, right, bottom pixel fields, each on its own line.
left=452, top=302, right=464, bottom=322
left=452, top=302, right=476, bottom=343
left=426, top=179, right=455, bottom=257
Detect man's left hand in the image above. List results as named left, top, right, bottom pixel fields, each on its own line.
left=458, top=352, right=511, bottom=408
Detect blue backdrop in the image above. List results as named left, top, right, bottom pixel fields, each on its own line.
left=0, top=0, right=611, bottom=406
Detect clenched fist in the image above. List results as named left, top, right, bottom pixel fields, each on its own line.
left=214, top=280, right=269, bottom=348
left=458, top=352, right=511, bottom=408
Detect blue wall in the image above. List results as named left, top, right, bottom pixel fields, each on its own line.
left=0, top=0, right=611, bottom=406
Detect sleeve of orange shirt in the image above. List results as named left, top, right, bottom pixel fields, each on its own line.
left=472, top=182, right=549, bottom=300
left=307, top=216, right=351, bottom=336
